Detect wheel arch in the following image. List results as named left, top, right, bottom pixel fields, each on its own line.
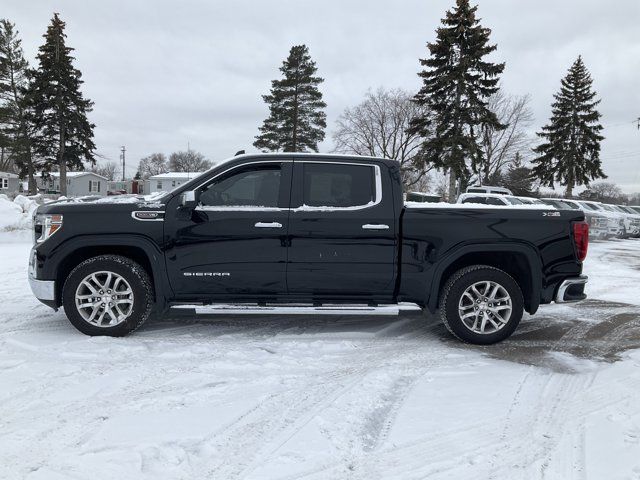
left=49, top=235, right=171, bottom=308
left=426, top=243, right=542, bottom=315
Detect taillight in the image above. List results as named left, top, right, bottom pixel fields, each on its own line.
left=573, top=221, right=589, bottom=262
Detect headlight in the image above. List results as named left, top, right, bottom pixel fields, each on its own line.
left=34, top=214, right=63, bottom=243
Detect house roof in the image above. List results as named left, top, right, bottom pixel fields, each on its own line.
left=50, top=172, right=107, bottom=180
left=0, top=171, right=19, bottom=178
left=149, top=172, right=205, bottom=180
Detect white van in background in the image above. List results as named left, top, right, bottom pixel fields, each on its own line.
left=465, top=185, right=513, bottom=195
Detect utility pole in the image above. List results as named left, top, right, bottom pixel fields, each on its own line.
left=120, top=146, right=126, bottom=181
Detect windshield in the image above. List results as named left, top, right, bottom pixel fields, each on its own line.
left=613, top=205, right=630, bottom=214
left=560, top=200, right=579, bottom=210
left=543, top=199, right=573, bottom=209
left=504, top=197, right=524, bottom=205
left=579, top=202, right=599, bottom=211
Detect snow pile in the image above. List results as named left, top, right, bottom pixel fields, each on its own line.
left=0, top=194, right=38, bottom=231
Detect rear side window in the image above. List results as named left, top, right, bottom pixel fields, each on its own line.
left=302, top=163, right=376, bottom=208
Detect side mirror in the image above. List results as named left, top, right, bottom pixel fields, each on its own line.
left=179, top=190, right=197, bottom=208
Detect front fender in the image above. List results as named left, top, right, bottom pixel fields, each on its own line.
left=37, top=234, right=172, bottom=308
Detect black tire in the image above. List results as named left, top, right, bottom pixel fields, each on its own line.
left=62, top=255, right=154, bottom=336
left=439, top=265, right=524, bottom=345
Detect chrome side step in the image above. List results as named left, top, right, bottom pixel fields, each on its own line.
left=170, top=303, right=421, bottom=316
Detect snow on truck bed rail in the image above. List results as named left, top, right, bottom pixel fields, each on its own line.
left=405, top=201, right=555, bottom=210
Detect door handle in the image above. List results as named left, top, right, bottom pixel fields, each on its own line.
left=255, top=222, right=283, bottom=228
left=362, top=224, right=390, bottom=230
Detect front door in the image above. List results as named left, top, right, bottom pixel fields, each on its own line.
left=286, top=160, right=397, bottom=299
left=164, top=160, right=292, bottom=298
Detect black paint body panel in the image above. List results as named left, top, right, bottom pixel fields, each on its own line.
left=31, top=154, right=585, bottom=312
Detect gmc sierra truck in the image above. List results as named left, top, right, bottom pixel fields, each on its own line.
left=28, top=153, right=589, bottom=344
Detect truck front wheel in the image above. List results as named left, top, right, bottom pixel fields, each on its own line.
left=62, top=255, right=154, bottom=336
left=439, top=265, right=524, bottom=344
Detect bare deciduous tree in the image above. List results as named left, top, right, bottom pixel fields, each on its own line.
left=579, top=181, right=625, bottom=203
left=332, top=88, right=433, bottom=188
left=91, top=160, right=119, bottom=181
left=477, top=90, right=534, bottom=184
left=137, top=153, right=168, bottom=179
left=168, top=150, right=212, bottom=173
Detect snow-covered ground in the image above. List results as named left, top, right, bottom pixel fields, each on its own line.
left=1, top=235, right=640, bottom=480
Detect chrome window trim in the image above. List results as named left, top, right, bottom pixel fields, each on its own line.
left=191, top=159, right=383, bottom=213
left=292, top=162, right=382, bottom=212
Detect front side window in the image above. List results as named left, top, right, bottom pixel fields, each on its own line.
left=89, top=180, right=101, bottom=193
left=302, top=163, right=375, bottom=208
left=157, top=181, right=162, bottom=190
left=1, top=178, right=7, bottom=189
left=199, top=164, right=281, bottom=208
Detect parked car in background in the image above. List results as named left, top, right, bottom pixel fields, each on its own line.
left=405, top=191, right=441, bottom=203
left=465, top=185, right=513, bottom=195
left=608, top=204, right=640, bottom=237
left=546, top=199, right=611, bottom=239
left=457, top=193, right=527, bottom=206
left=571, top=200, right=626, bottom=238
left=514, top=196, right=548, bottom=205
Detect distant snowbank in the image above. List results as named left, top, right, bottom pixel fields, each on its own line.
left=405, top=201, right=554, bottom=210
left=0, top=194, right=38, bottom=231
left=51, top=191, right=166, bottom=207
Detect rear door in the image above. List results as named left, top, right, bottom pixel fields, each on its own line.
left=286, top=160, right=397, bottom=298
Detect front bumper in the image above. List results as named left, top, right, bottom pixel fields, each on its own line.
left=555, top=276, right=588, bottom=303
left=28, top=247, right=56, bottom=307
left=28, top=276, right=55, bottom=301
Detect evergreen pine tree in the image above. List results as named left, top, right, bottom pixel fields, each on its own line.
left=532, top=56, right=605, bottom=197
left=0, top=19, right=39, bottom=192
left=29, top=13, right=96, bottom=196
left=408, top=0, right=505, bottom=202
left=254, top=45, right=326, bottom=152
left=503, top=152, right=536, bottom=196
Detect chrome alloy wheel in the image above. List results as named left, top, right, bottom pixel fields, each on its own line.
left=458, top=280, right=512, bottom=335
left=74, top=271, right=134, bottom=327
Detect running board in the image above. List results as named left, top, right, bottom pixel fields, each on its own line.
left=170, top=303, right=421, bottom=316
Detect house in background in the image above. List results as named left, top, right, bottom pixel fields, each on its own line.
left=107, top=179, right=145, bottom=195
left=0, top=172, right=20, bottom=195
left=147, top=172, right=205, bottom=193
left=39, top=172, right=108, bottom=197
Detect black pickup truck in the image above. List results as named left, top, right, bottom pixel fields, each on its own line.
left=28, top=153, right=589, bottom=344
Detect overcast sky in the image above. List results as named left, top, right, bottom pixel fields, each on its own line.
left=4, top=0, right=640, bottom=193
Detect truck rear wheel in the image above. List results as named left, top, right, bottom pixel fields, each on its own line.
left=439, top=265, right=523, bottom=344
left=62, top=255, right=154, bottom=336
